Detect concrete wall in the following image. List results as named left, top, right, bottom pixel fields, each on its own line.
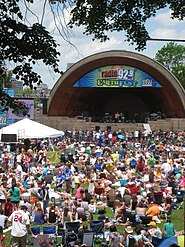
left=41, top=116, right=185, bottom=132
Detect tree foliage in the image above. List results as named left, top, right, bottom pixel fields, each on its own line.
left=155, top=42, right=185, bottom=88
left=0, top=0, right=184, bottom=114
left=68, top=0, right=185, bottom=50
left=0, top=0, right=61, bottom=114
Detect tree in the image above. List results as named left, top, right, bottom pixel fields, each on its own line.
left=155, top=42, right=185, bottom=88
left=0, top=0, right=61, bottom=114
left=68, top=0, right=184, bottom=50
left=15, top=87, right=33, bottom=96
left=0, top=66, right=12, bottom=89
left=0, top=0, right=184, bottom=113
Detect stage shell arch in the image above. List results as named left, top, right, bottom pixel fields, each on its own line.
left=48, top=50, right=185, bottom=120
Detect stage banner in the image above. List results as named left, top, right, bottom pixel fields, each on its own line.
left=8, top=99, right=34, bottom=120
left=73, top=65, right=162, bottom=88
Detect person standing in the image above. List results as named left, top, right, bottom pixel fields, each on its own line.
left=8, top=178, right=21, bottom=212
left=40, top=181, right=49, bottom=214
left=62, top=166, right=73, bottom=193
left=8, top=205, right=35, bottom=247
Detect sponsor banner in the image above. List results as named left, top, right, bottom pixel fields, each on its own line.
left=8, top=99, right=34, bottom=119
left=73, top=65, right=162, bottom=88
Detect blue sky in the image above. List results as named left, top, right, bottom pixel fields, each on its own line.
left=10, top=3, right=185, bottom=89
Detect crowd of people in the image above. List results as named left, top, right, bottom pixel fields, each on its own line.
left=0, top=127, right=184, bottom=247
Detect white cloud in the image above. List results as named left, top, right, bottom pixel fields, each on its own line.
left=151, top=28, right=177, bottom=39
left=155, top=10, right=185, bottom=26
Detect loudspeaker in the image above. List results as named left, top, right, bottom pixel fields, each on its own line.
left=1, top=134, right=17, bottom=143
left=42, top=98, right=48, bottom=114
left=95, top=126, right=100, bottom=132
left=107, top=126, right=111, bottom=132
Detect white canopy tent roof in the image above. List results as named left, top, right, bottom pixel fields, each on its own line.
left=0, top=118, right=64, bottom=140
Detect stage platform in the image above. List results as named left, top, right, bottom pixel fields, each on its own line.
left=41, top=116, right=185, bottom=132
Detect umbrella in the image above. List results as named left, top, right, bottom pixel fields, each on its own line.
left=158, top=235, right=184, bottom=247
left=117, top=134, right=126, bottom=140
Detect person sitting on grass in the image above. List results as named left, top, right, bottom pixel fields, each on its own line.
left=145, top=201, right=161, bottom=223
left=61, top=205, right=73, bottom=224
left=162, top=217, right=176, bottom=238
left=88, top=199, right=96, bottom=220
left=109, top=225, right=122, bottom=247
left=33, top=202, right=45, bottom=224
left=48, top=205, right=60, bottom=224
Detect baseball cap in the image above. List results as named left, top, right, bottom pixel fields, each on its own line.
left=147, top=221, right=156, bottom=227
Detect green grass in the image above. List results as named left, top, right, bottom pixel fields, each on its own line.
left=3, top=201, right=184, bottom=246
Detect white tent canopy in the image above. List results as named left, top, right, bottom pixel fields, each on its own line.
left=0, top=118, right=64, bottom=140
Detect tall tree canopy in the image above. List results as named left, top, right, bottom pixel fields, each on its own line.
left=0, top=0, right=184, bottom=113
left=155, top=42, right=185, bottom=88
left=69, top=0, right=184, bottom=50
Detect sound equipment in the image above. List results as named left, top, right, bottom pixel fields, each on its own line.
left=1, top=134, right=17, bottom=143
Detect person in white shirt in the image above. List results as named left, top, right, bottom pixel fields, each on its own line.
left=117, top=184, right=126, bottom=198
left=8, top=205, right=35, bottom=247
left=15, top=162, right=23, bottom=180
left=88, top=199, right=97, bottom=219
left=161, top=161, right=171, bottom=174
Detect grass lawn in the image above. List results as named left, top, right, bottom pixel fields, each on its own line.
left=3, top=201, right=184, bottom=246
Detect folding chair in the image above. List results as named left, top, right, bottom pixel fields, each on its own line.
left=31, top=226, right=41, bottom=235
left=42, top=225, right=58, bottom=245
left=90, top=220, right=105, bottom=239
left=65, top=232, right=78, bottom=247
left=65, top=221, right=81, bottom=234
left=82, top=232, right=95, bottom=247
left=57, top=227, right=66, bottom=246
left=43, top=225, right=57, bottom=235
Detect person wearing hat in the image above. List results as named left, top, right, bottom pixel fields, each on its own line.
left=8, top=205, right=35, bottom=247
left=147, top=221, right=162, bottom=239
left=121, top=226, right=134, bottom=247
